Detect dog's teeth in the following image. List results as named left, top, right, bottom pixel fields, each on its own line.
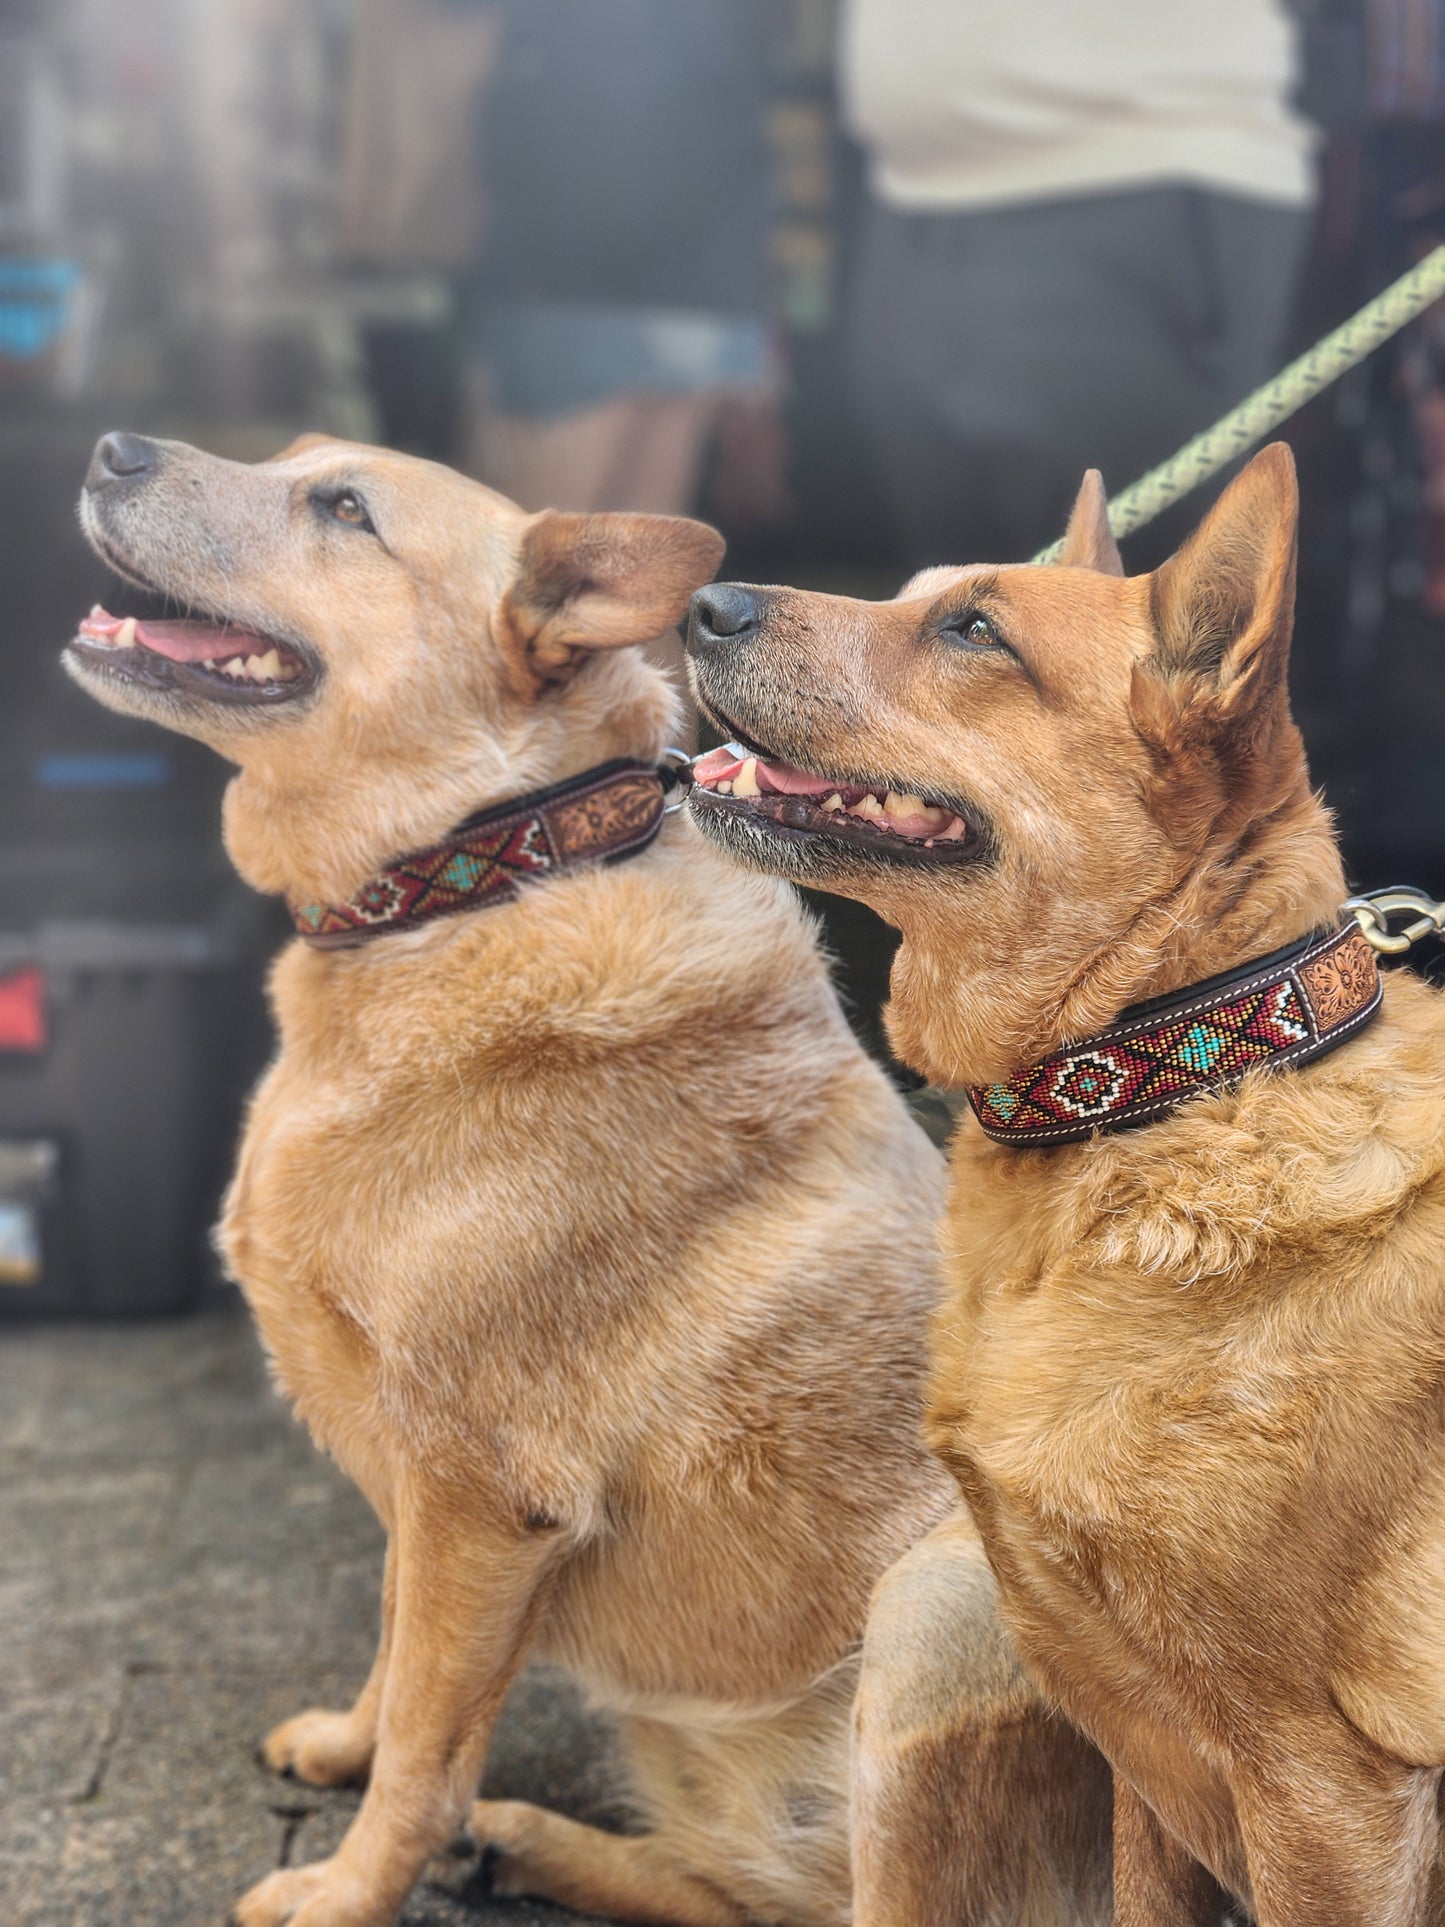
left=223, top=657, right=246, bottom=678
left=114, top=616, right=138, bottom=648
left=89, top=604, right=103, bottom=618
left=884, top=791, right=950, bottom=834
left=851, top=794, right=883, bottom=818
left=732, top=757, right=761, bottom=798
left=716, top=779, right=733, bottom=794
left=203, top=659, right=217, bottom=671
left=253, top=649, right=282, bottom=681
left=821, top=793, right=843, bottom=812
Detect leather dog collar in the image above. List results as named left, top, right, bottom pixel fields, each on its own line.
left=967, top=922, right=1383, bottom=1147
left=289, top=759, right=673, bottom=948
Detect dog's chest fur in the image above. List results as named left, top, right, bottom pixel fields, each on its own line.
left=218, top=834, right=952, bottom=1704
left=927, top=975, right=1445, bottom=1868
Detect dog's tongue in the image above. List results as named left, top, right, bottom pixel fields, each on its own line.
left=79, top=608, right=269, bottom=663
left=691, top=744, right=834, bottom=797
left=691, top=739, right=967, bottom=841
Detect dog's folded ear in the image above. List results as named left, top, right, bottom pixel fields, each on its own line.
left=1134, top=443, right=1298, bottom=749
left=1056, top=470, right=1124, bottom=575
left=500, top=511, right=726, bottom=689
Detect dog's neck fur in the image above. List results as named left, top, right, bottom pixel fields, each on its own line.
left=220, top=651, right=679, bottom=907
left=886, top=721, right=1347, bottom=1091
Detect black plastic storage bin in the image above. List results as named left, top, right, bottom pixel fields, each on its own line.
left=0, top=411, right=284, bottom=1320
left=0, top=920, right=240, bottom=1320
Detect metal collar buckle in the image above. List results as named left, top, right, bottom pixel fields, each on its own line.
left=659, top=747, right=696, bottom=814
left=1343, top=887, right=1445, bottom=955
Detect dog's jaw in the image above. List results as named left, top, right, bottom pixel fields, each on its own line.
left=686, top=785, right=986, bottom=888
left=66, top=609, right=319, bottom=714
left=685, top=722, right=992, bottom=885
left=71, top=494, right=323, bottom=737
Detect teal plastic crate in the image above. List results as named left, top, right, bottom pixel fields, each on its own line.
left=0, top=257, right=80, bottom=362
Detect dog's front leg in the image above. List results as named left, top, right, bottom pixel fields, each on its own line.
left=232, top=1487, right=559, bottom=1927
left=1112, top=1777, right=1229, bottom=1927
left=264, top=1539, right=397, bottom=1788
left=852, top=1511, right=1113, bottom=1926
left=1234, top=1750, right=1441, bottom=1927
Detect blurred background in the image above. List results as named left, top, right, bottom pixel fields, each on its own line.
left=2, top=0, right=1444, bottom=1319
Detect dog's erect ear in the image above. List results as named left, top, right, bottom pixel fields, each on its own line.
left=500, top=511, right=726, bottom=687
left=1056, top=470, right=1124, bottom=575
left=1136, top=443, right=1298, bottom=743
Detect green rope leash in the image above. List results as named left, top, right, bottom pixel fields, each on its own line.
left=1032, top=242, right=1445, bottom=563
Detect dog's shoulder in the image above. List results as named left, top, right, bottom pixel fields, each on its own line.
left=940, top=968, right=1445, bottom=1304
left=1082, top=968, right=1445, bottom=1282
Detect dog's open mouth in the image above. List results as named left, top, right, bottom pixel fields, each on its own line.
left=68, top=606, right=317, bottom=706
left=689, top=740, right=982, bottom=865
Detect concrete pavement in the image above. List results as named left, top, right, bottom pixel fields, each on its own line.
left=0, top=1304, right=620, bottom=1926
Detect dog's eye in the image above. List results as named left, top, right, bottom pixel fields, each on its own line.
left=330, top=491, right=371, bottom=528
left=318, top=488, right=375, bottom=534
left=943, top=611, right=1003, bottom=651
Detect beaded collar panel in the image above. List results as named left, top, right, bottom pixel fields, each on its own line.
left=289, top=759, right=668, bottom=949
left=966, top=922, right=1383, bottom=1147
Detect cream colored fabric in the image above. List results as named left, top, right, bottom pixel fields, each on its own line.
left=338, top=0, right=499, bottom=269
left=840, top=0, right=1315, bottom=212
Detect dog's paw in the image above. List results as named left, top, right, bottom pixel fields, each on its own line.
left=261, top=1709, right=373, bottom=1787
left=469, top=1799, right=544, bottom=1899
left=230, top=1858, right=376, bottom=1926
left=230, top=1863, right=327, bottom=1926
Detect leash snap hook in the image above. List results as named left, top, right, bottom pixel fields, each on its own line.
left=1343, top=886, right=1445, bottom=955
left=658, top=747, right=696, bottom=814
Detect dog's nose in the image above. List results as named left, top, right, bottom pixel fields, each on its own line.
left=687, top=584, right=763, bottom=651
left=86, top=432, right=159, bottom=490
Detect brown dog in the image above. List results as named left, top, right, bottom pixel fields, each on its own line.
left=684, top=444, right=1445, bottom=1926
left=66, top=432, right=1108, bottom=1927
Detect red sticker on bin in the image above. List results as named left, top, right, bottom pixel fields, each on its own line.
left=0, top=969, right=46, bottom=1052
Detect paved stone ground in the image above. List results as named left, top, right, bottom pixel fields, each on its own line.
left=0, top=1303, right=622, bottom=1927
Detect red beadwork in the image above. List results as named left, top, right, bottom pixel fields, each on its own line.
left=968, top=926, right=1381, bottom=1147
left=288, top=763, right=665, bottom=949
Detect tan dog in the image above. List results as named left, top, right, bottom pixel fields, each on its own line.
left=66, top=432, right=1108, bottom=1927
left=684, top=444, right=1445, bottom=1926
